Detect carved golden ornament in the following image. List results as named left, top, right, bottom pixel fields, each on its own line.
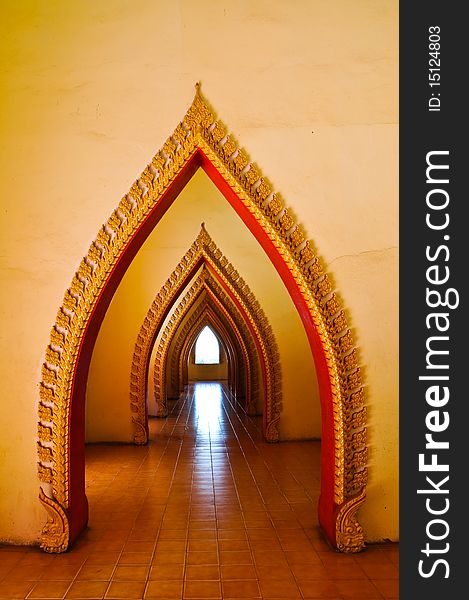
left=38, top=464, right=53, bottom=483
left=332, top=312, right=348, bottom=336
left=289, top=226, right=305, bottom=250
left=350, top=429, right=367, bottom=452
left=37, top=443, right=53, bottom=463
left=280, top=210, right=295, bottom=232
left=39, top=383, right=55, bottom=406
left=299, top=242, right=315, bottom=265
left=348, top=388, right=366, bottom=411
left=266, top=195, right=283, bottom=217
left=338, top=330, right=354, bottom=354
left=133, top=226, right=280, bottom=442
left=256, top=179, right=271, bottom=203
left=38, top=403, right=53, bottom=422
left=49, top=328, right=66, bottom=349
left=346, top=469, right=368, bottom=497
left=39, top=83, right=366, bottom=552
left=346, top=447, right=368, bottom=471
left=345, top=406, right=367, bottom=430
left=341, top=349, right=359, bottom=373
left=38, top=423, right=53, bottom=443
left=39, top=488, right=69, bottom=553
left=325, top=293, right=341, bottom=317
left=41, top=365, right=57, bottom=385
left=45, top=347, right=60, bottom=365
left=346, top=368, right=362, bottom=392
left=335, top=488, right=366, bottom=553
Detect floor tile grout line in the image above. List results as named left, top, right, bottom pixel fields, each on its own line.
left=219, top=384, right=295, bottom=517
left=221, top=384, right=322, bottom=530
left=167, top=386, right=194, bottom=598
left=217, top=383, right=303, bottom=599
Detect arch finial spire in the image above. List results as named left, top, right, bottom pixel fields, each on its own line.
left=184, top=81, right=214, bottom=131
left=197, top=222, right=211, bottom=246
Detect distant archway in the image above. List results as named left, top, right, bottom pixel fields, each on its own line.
left=177, top=305, right=252, bottom=411
left=169, top=299, right=249, bottom=403
left=156, top=303, right=248, bottom=415
left=153, top=283, right=258, bottom=419
left=38, top=85, right=367, bottom=553
left=131, top=230, right=279, bottom=442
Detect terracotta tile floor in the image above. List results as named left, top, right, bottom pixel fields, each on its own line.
left=0, top=382, right=399, bottom=599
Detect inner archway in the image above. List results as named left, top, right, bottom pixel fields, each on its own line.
left=38, top=86, right=367, bottom=553
left=133, top=234, right=279, bottom=443
left=155, top=296, right=252, bottom=419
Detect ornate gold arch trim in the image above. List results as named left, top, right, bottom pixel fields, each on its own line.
left=131, top=225, right=280, bottom=443
left=177, top=312, right=239, bottom=397
left=38, top=487, right=69, bottom=554
left=38, top=84, right=366, bottom=552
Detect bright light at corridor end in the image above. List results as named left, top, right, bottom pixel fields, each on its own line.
left=195, top=325, right=220, bottom=364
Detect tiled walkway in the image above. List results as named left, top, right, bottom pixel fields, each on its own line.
left=0, top=382, right=398, bottom=599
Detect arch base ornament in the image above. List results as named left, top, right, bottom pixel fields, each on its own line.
left=132, top=417, right=148, bottom=445
left=335, top=490, right=366, bottom=553
left=39, top=488, right=70, bottom=554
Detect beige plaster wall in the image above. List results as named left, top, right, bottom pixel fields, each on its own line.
left=0, top=0, right=398, bottom=544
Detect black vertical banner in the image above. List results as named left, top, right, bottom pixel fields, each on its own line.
left=400, top=3, right=465, bottom=599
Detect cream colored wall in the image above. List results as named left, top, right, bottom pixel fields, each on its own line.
left=85, top=171, right=320, bottom=442
left=0, top=0, right=398, bottom=544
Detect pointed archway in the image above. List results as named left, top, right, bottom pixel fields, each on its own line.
left=149, top=236, right=267, bottom=422
left=130, top=231, right=280, bottom=443
left=173, top=301, right=252, bottom=411
left=38, top=84, right=367, bottom=553
left=153, top=292, right=252, bottom=417
left=163, top=290, right=249, bottom=403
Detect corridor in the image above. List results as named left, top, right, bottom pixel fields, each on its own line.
left=0, top=383, right=398, bottom=599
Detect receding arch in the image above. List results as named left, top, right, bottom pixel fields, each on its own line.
left=185, top=322, right=230, bottom=384
left=38, top=85, right=367, bottom=553
left=169, top=299, right=248, bottom=403
left=155, top=303, right=242, bottom=413
left=132, top=228, right=279, bottom=443
left=167, top=288, right=255, bottom=408
left=154, top=287, right=256, bottom=419
left=166, top=296, right=243, bottom=398
left=179, top=280, right=261, bottom=415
